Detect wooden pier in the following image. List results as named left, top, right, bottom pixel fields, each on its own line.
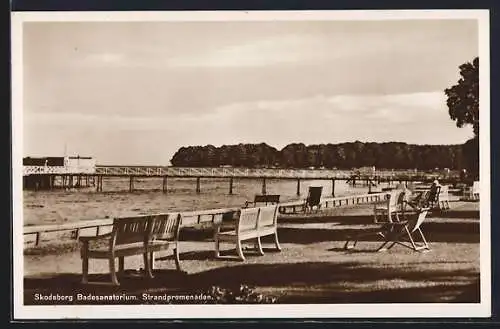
left=22, top=165, right=460, bottom=195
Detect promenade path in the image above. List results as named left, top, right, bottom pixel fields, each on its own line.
left=23, top=202, right=480, bottom=304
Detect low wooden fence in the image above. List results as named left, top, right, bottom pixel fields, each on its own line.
left=23, top=192, right=388, bottom=248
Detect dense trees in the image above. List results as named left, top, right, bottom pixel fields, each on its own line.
left=445, top=57, right=479, bottom=179
left=171, top=59, right=479, bottom=172
left=445, top=57, right=479, bottom=136
left=170, top=142, right=464, bottom=170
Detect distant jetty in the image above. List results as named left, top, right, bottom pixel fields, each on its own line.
left=23, top=157, right=460, bottom=193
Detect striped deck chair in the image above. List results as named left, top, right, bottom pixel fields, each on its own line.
left=373, top=189, right=405, bottom=223
left=463, top=181, right=480, bottom=201
left=375, top=208, right=431, bottom=252
left=438, top=185, right=451, bottom=210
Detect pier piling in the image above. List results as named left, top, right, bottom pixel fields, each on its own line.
left=262, top=178, right=267, bottom=195
left=196, top=177, right=201, bottom=194
left=331, top=179, right=336, bottom=197
left=96, top=176, right=103, bottom=192
left=229, top=177, right=234, bottom=195
left=162, top=176, right=167, bottom=193
left=129, top=176, right=134, bottom=192
left=296, top=178, right=301, bottom=196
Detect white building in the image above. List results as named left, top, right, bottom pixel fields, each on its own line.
left=65, top=156, right=96, bottom=174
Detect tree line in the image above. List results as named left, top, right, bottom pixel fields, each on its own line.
left=170, top=141, right=465, bottom=170
left=172, top=57, right=478, bottom=176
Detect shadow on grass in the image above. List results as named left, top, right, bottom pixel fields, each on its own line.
left=276, top=222, right=479, bottom=245
left=24, top=261, right=480, bottom=305
left=178, top=215, right=479, bottom=245
left=25, top=218, right=478, bottom=257
left=278, top=212, right=479, bottom=225
left=428, top=210, right=480, bottom=219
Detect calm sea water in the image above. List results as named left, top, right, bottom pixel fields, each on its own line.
left=23, top=177, right=373, bottom=226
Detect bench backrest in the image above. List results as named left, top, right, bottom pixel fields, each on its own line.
left=149, top=213, right=182, bottom=241
left=258, top=204, right=279, bottom=228
left=237, top=207, right=260, bottom=233
left=254, top=194, right=280, bottom=205
left=111, top=215, right=151, bottom=247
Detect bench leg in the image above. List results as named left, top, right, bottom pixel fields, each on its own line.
left=214, top=236, right=221, bottom=258
left=118, top=256, right=125, bottom=273
left=273, top=232, right=282, bottom=251
left=174, top=247, right=182, bottom=271
left=81, top=255, right=89, bottom=284
left=149, top=252, right=155, bottom=270
left=81, top=243, right=89, bottom=284
left=109, top=258, right=119, bottom=286
left=255, top=237, right=264, bottom=256
left=144, top=253, right=153, bottom=279
left=236, top=239, right=246, bottom=261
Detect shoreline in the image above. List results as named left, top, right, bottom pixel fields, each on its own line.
left=23, top=191, right=389, bottom=249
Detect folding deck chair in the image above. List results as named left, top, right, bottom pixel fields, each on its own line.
left=373, top=189, right=406, bottom=223
left=438, top=185, right=451, bottom=210
left=463, top=181, right=480, bottom=201
left=303, top=186, right=323, bottom=212
left=344, top=208, right=431, bottom=252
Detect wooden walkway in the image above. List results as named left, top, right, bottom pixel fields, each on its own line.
left=22, top=166, right=460, bottom=192
left=23, top=165, right=456, bottom=180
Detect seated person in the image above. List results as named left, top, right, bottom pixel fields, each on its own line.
left=407, top=180, right=440, bottom=210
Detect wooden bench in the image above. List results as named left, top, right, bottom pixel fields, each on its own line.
left=244, top=194, right=280, bottom=208
left=79, top=213, right=182, bottom=285
left=214, top=205, right=281, bottom=261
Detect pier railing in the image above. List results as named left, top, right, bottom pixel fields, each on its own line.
left=94, top=166, right=355, bottom=178
left=23, top=165, right=459, bottom=181
left=23, top=191, right=388, bottom=248
left=23, top=166, right=96, bottom=175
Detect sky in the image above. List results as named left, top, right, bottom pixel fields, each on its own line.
left=22, top=19, right=478, bottom=165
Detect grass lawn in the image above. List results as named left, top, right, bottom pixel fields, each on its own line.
left=23, top=202, right=481, bottom=304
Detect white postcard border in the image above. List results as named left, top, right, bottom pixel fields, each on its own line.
left=11, top=9, right=491, bottom=319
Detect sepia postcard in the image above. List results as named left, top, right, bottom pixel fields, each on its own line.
left=11, top=9, right=491, bottom=319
